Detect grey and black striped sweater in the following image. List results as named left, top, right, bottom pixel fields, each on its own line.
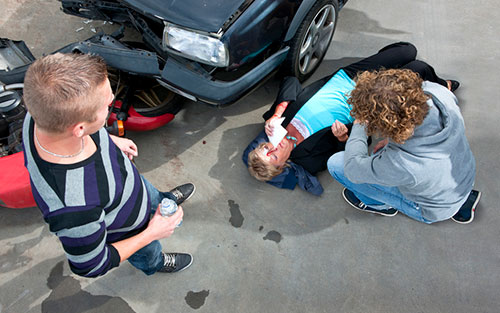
left=23, top=114, right=150, bottom=277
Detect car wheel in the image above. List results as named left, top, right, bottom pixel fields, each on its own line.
left=108, top=68, right=183, bottom=117
left=128, top=82, right=183, bottom=117
left=283, top=0, right=338, bottom=82
left=110, top=41, right=184, bottom=117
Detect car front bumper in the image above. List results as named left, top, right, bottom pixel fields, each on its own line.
left=58, top=34, right=289, bottom=106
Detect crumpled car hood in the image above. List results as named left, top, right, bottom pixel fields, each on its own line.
left=123, top=0, right=249, bottom=33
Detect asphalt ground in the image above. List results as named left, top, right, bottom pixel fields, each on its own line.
left=1, top=1, right=499, bottom=312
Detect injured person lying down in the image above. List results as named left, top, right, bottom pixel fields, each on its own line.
left=242, top=42, right=458, bottom=195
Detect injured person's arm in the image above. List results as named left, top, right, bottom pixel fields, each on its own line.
left=265, top=101, right=290, bottom=137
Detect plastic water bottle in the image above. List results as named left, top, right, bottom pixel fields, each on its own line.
left=160, top=198, right=182, bottom=226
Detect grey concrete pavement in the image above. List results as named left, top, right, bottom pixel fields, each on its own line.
left=1, top=1, right=499, bottom=312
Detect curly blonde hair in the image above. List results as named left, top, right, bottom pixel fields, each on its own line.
left=348, top=69, right=429, bottom=144
left=248, top=143, right=285, bottom=181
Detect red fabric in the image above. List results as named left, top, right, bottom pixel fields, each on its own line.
left=0, top=152, right=36, bottom=208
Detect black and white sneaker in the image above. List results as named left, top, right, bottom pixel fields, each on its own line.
left=157, top=252, right=193, bottom=273
left=169, top=183, right=196, bottom=205
left=342, top=188, right=398, bottom=217
left=451, top=190, right=481, bottom=224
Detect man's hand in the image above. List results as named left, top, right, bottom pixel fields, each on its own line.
left=373, top=138, right=389, bottom=154
left=331, top=120, right=349, bottom=142
left=111, top=205, right=184, bottom=262
left=110, top=135, right=138, bottom=160
left=145, top=205, right=184, bottom=241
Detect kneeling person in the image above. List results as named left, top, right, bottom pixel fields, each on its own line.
left=328, top=68, right=480, bottom=224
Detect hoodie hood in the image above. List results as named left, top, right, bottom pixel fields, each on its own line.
left=122, top=0, right=250, bottom=33
left=395, top=81, right=462, bottom=157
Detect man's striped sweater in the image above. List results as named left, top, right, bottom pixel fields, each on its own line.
left=23, top=114, right=150, bottom=277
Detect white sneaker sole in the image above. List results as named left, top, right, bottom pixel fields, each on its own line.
left=342, top=188, right=398, bottom=217
left=184, top=184, right=196, bottom=202
left=452, top=191, right=481, bottom=224
left=176, top=253, right=194, bottom=273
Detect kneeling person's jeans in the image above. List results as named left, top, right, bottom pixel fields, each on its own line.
left=327, top=152, right=432, bottom=224
left=127, top=176, right=177, bottom=275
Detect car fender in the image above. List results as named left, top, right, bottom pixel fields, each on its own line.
left=284, top=0, right=339, bottom=42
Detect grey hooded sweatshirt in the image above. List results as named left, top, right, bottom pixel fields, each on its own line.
left=344, top=81, right=475, bottom=221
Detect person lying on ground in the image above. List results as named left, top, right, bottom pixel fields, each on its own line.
left=244, top=42, right=459, bottom=195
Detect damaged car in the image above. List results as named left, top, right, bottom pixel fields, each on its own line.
left=60, top=0, right=349, bottom=105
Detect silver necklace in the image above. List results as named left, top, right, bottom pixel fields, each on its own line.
left=34, top=130, right=85, bottom=158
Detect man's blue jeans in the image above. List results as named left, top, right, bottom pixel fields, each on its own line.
left=327, top=152, right=432, bottom=224
left=127, top=176, right=176, bottom=275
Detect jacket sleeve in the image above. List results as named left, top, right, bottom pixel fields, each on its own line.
left=263, top=76, right=303, bottom=121
left=344, top=124, right=415, bottom=186
left=275, top=76, right=303, bottom=104
left=52, top=208, right=121, bottom=278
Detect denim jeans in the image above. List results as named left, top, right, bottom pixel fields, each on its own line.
left=127, top=176, right=176, bottom=275
left=327, top=152, right=432, bottom=224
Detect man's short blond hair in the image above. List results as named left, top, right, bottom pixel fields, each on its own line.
left=247, top=143, right=286, bottom=181
left=23, top=53, right=108, bottom=133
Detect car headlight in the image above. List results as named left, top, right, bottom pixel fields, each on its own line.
left=163, top=23, right=228, bottom=67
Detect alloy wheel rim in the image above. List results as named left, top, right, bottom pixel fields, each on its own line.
left=298, top=4, right=336, bottom=75
left=108, top=69, right=175, bottom=114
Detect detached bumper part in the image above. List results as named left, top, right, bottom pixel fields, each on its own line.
left=0, top=38, right=36, bottom=84
left=56, top=35, right=161, bottom=76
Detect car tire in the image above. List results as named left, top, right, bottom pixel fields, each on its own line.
left=109, top=70, right=184, bottom=117
left=283, top=0, right=339, bottom=82
left=107, top=41, right=183, bottom=117
left=130, top=83, right=183, bottom=117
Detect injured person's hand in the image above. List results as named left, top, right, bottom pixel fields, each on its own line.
left=331, top=120, right=348, bottom=142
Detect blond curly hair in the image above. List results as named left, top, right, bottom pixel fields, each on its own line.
left=348, top=69, right=429, bottom=144
left=247, top=143, right=286, bottom=181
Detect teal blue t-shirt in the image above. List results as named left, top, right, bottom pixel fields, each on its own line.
left=293, top=69, right=355, bottom=136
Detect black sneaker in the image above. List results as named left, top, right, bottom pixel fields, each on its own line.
left=342, top=188, right=398, bottom=217
left=449, top=80, right=460, bottom=92
left=451, top=190, right=481, bottom=224
left=157, top=252, right=193, bottom=273
left=168, top=183, right=196, bottom=205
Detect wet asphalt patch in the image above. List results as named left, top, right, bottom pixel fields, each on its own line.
left=42, top=261, right=135, bottom=313
left=228, top=200, right=244, bottom=228
left=185, top=290, right=210, bottom=309
left=263, top=230, right=282, bottom=243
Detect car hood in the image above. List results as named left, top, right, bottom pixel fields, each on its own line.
left=122, top=0, right=250, bottom=33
